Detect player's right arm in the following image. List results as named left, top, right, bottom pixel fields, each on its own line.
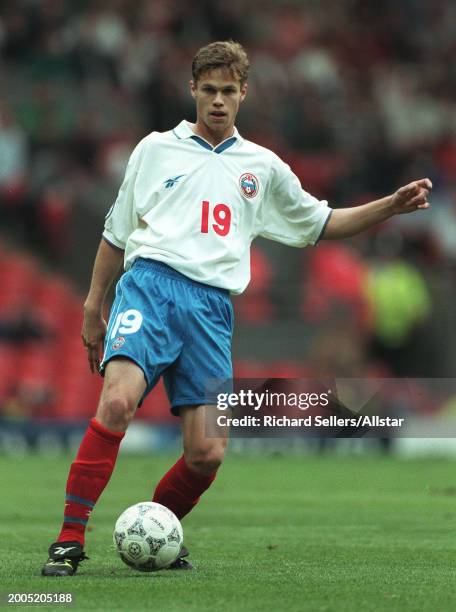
left=257, top=153, right=331, bottom=248
left=82, top=239, right=124, bottom=373
left=82, top=138, right=144, bottom=372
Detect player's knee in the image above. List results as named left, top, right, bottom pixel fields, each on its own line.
left=185, top=443, right=226, bottom=475
left=96, top=395, right=135, bottom=432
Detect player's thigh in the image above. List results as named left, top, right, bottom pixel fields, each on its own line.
left=101, top=262, right=183, bottom=400
left=180, top=404, right=229, bottom=469
left=96, top=358, right=147, bottom=429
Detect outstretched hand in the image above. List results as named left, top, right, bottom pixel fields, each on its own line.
left=390, top=178, right=432, bottom=214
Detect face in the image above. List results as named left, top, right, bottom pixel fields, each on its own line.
left=190, top=68, right=247, bottom=140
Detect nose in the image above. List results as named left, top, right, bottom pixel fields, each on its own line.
left=213, top=91, right=224, bottom=106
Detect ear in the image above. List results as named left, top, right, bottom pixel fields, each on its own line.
left=190, top=79, right=197, bottom=99
left=240, top=82, right=248, bottom=103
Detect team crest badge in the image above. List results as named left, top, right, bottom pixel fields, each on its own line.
left=239, top=173, right=259, bottom=199
left=112, top=336, right=125, bottom=350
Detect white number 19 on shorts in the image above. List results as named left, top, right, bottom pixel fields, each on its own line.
left=110, top=309, right=143, bottom=339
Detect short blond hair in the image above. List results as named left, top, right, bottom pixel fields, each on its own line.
left=192, top=41, right=250, bottom=84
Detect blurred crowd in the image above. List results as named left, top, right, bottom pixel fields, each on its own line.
left=1, top=0, right=456, bottom=410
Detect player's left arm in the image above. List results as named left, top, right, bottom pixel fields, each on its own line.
left=321, top=178, right=432, bottom=240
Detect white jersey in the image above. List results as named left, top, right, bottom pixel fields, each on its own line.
left=103, top=120, right=332, bottom=294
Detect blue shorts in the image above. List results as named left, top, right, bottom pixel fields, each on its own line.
left=100, top=258, right=234, bottom=415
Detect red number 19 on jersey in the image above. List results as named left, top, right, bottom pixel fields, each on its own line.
left=201, top=200, right=231, bottom=236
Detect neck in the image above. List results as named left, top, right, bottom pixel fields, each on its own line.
left=191, top=120, right=234, bottom=147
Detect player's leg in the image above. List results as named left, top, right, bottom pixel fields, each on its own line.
left=41, top=359, right=146, bottom=577
left=152, top=404, right=228, bottom=569
left=126, top=264, right=228, bottom=571
left=57, top=358, right=146, bottom=542
left=153, top=404, right=228, bottom=515
left=42, top=261, right=185, bottom=576
left=152, top=274, right=232, bottom=520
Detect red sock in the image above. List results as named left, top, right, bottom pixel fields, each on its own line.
left=152, top=455, right=217, bottom=519
left=57, top=418, right=124, bottom=545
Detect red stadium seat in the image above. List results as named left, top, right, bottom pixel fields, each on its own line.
left=33, top=276, right=80, bottom=333
left=234, top=247, right=274, bottom=323
left=0, top=346, right=20, bottom=400
left=0, top=255, right=39, bottom=314
left=301, top=243, right=372, bottom=334
left=16, top=344, right=56, bottom=386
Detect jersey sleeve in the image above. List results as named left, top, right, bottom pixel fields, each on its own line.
left=102, top=140, right=144, bottom=249
left=257, top=154, right=332, bottom=247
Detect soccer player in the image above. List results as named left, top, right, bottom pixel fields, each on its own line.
left=41, top=41, right=431, bottom=576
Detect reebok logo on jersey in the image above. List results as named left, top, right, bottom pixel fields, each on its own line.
left=54, top=546, right=77, bottom=555
left=164, top=175, right=186, bottom=189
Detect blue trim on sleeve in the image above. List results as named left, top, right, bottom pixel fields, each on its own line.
left=105, top=202, right=115, bottom=221
left=102, top=235, right=125, bottom=251
left=315, top=209, right=333, bottom=244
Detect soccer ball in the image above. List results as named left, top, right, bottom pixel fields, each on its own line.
left=113, top=502, right=183, bottom=571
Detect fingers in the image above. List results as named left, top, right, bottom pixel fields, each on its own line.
left=398, top=178, right=433, bottom=195
left=82, top=336, right=104, bottom=373
left=84, top=341, right=97, bottom=373
left=416, top=178, right=433, bottom=190
left=409, top=188, right=430, bottom=208
left=81, top=317, right=107, bottom=373
left=89, top=346, right=98, bottom=373
left=395, top=178, right=432, bottom=214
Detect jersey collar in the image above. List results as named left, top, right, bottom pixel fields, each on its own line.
left=173, top=120, right=242, bottom=154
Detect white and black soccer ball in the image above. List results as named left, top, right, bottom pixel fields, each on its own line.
left=113, top=502, right=183, bottom=571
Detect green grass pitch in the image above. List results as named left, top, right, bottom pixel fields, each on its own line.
left=0, top=451, right=455, bottom=611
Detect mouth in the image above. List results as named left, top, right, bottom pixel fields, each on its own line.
left=209, top=111, right=227, bottom=120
